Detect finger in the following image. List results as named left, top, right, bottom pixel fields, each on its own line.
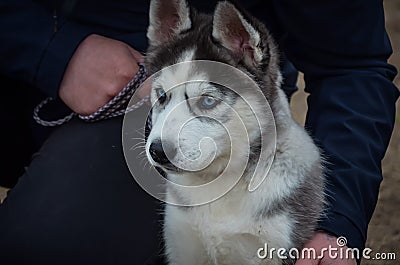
left=131, top=62, right=140, bottom=75
left=127, top=46, right=145, bottom=63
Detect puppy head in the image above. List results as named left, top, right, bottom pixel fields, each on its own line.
left=145, top=0, right=281, bottom=184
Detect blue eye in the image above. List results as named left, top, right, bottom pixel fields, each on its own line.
left=156, top=88, right=167, bottom=104
left=198, top=96, right=219, bottom=109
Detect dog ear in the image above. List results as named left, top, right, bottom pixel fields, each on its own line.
left=212, top=1, right=264, bottom=67
left=147, top=0, right=192, bottom=46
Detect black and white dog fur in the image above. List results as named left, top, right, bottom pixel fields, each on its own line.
left=144, top=1, right=325, bottom=264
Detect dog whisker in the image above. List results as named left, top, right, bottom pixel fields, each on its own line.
left=134, top=129, right=146, bottom=138
left=130, top=142, right=146, bottom=151
left=130, top=137, right=146, bottom=142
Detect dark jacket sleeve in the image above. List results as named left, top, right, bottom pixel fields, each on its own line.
left=272, top=0, right=399, bottom=251
left=0, top=0, right=94, bottom=97
left=0, top=1, right=149, bottom=98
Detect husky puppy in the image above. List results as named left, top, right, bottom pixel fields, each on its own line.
left=144, top=1, right=325, bottom=264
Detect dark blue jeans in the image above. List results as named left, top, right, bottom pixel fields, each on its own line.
left=0, top=109, right=165, bottom=264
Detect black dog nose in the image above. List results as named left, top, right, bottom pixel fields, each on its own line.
left=149, top=140, right=176, bottom=165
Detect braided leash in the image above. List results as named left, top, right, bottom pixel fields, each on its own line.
left=34, top=63, right=149, bottom=127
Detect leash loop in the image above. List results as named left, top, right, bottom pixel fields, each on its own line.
left=33, top=63, right=149, bottom=127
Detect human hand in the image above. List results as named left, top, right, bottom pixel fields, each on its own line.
left=295, top=231, right=357, bottom=265
left=59, top=34, right=147, bottom=115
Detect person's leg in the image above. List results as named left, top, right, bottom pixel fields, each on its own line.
left=0, top=106, right=164, bottom=265
left=0, top=76, right=35, bottom=188
left=0, top=75, right=57, bottom=188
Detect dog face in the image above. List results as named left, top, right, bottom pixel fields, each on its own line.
left=145, top=0, right=281, bottom=184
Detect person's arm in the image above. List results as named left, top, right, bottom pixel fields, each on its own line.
left=0, top=1, right=148, bottom=114
left=271, top=0, right=399, bottom=263
left=0, top=0, right=93, bottom=97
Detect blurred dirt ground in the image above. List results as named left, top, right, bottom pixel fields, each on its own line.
left=291, top=1, right=400, bottom=264
left=1, top=1, right=399, bottom=264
